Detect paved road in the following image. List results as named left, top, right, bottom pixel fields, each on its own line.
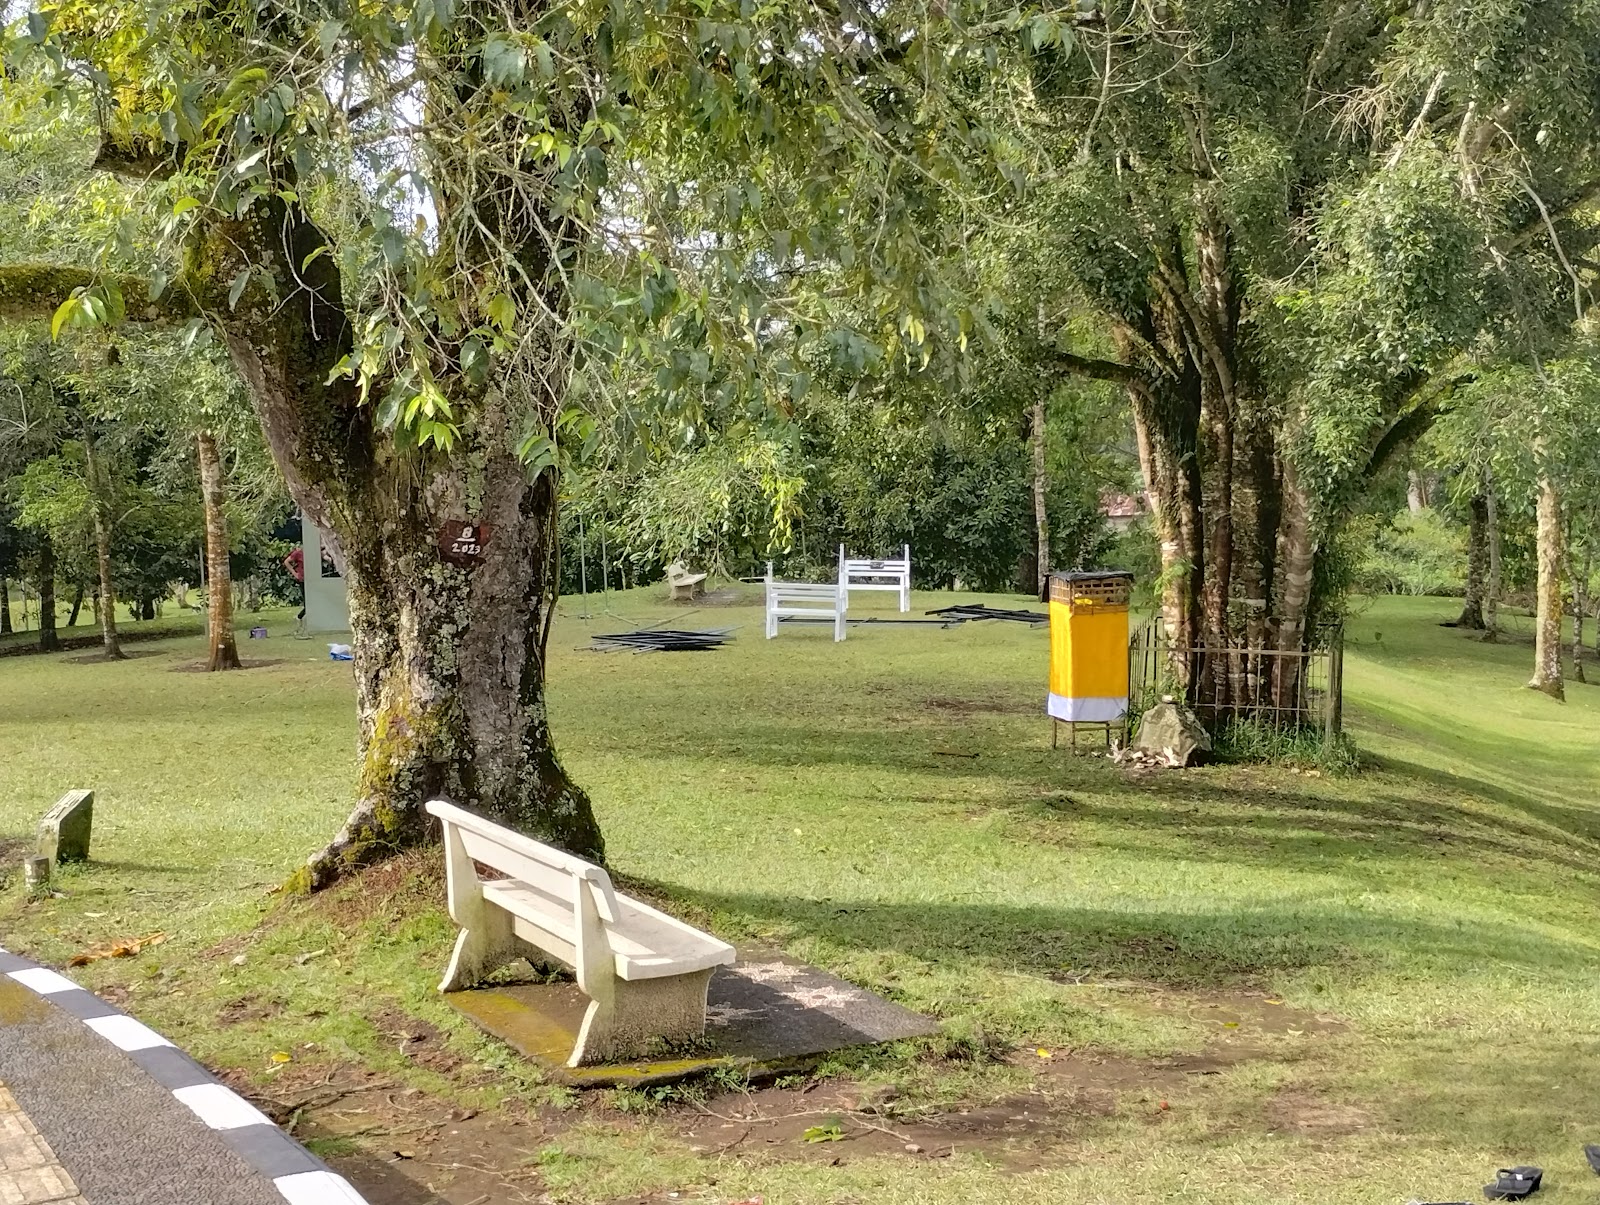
left=0, top=951, right=366, bottom=1205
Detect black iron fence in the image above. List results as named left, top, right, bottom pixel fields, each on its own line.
left=1130, top=619, right=1345, bottom=738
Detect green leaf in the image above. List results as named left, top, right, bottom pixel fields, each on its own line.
left=49, top=295, right=80, bottom=341
left=172, top=197, right=202, bottom=217
left=482, top=35, right=526, bottom=86
left=25, top=11, right=50, bottom=43
left=486, top=293, right=515, bottom=331
left=227, top=269, right=251, bottom=311
left=301, top=245, right=329, bottom=271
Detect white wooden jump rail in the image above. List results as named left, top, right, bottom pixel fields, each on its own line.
left=841, top=543, right=911, bottom=613
left=426, top=799, right=735, bottom=1066
left=765, top=551, right=848, bottom=641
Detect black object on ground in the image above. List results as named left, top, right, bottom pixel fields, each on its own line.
left=925, top=604, right=1048, bottom=625
left=1585, top=1144, right=1600, bottom=1175
left=1484, top=1167, right=1543, bottom=1200
left=590, top=628, right=733, bottom=653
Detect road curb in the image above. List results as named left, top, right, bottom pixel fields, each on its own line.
left=0, top=945, right=370, bottom=1205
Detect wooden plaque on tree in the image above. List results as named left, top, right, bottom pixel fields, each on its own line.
left=438, top=520, right=492, bottom=568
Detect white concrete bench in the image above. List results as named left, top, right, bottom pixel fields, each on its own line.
left=842, top=543, right=911, bottom=612
left=765, top=551, right=847, bottom=641
left=426, top=799, right=735, bottom=1066
left=665, top=561, right=707, bottom=601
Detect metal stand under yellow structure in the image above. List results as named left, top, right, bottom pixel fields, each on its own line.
left=1047, top=571, right=1134, bottom=751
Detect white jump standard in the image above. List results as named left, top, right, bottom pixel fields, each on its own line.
left=426, top=799, right=735, bottom=1066
left=764, top=552, right=849, bottom=641
left=841, top=543, right=911, bottom=613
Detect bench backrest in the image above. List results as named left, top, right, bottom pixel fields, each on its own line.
left=842, top=543, right=911, bottom=579
left=764, top=560, right=846, bottom=605
left=665, top=561, right=692, bottom=584
left=426, top=798, right=618, bottom=922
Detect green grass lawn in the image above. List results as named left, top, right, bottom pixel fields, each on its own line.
left=3, top=591, right=1600, bottom=1203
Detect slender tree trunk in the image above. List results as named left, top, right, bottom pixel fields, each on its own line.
left=83, top=432, right=126, bottom=661
left=1274, top=456, right=1316, bottom=711
left=1484, top=470, right=1502, bottom=639
left=196, top=431, right=242, bottom=670
left=1528, top=473, right=1564, bottom=699
left=1406, top=470, right=1427, bottom=515
left=37, top=537, right=58, bottom=652
left=1571, top=548, right=1588, bottom=685
left=0, top=576, right=11, bottom=635
left=66, top=582, right=84, bottom=628
left=1030, top=394, right=1049, bottom=595
left=90, top=515, right=124, bottom=660
left=1455, top=492, right=1488, bottom=629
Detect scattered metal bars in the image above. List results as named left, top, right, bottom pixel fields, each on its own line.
left=590, top=628, right=734, bottom=653
left=925, top=605, right=1048, bottom=625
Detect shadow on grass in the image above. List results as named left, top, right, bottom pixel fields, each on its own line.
left=662, top=885, right=1600, bottom=990
left=1041, top=770, right=1600, bottom=881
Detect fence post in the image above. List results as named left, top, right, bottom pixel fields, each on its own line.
left=1324, top=624, right=1345, bottom=744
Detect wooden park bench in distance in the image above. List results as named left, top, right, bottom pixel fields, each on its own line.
left=665, top=561, right=708, bottom=601
left=425, top=799, right=736, bottom=1066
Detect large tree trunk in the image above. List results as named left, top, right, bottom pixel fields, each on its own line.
left=37, top=537, right=58, bottom=652
left=66, top=582, right=83, bottom=628
left=1455, top=492, right=1488, bottom=629
left=189, top=199, right=601, bottom=889
left=1128, top=377, right=1203, bottom=685
left=1030, top=394, right=1049, bottom=595
left=196, top=430, right=242, bottom=671
left=286, top=428, right=602, bottom=891
left=1528, top=473, right=1564, bottom=699
left=0, top=577, right=11, bottom=635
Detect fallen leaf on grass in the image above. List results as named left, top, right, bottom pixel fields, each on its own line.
left=270, top=1051, right=292, bottom=1064
left=802, top=1121, right=847, bottom=1143
left=68, top=931, right=167, bottom=967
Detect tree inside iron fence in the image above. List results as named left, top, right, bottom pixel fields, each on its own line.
left=1130, top=619, right=1345, bottom=740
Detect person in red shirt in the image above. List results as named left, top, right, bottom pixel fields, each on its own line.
left=283, top=546, right=306, bottom=632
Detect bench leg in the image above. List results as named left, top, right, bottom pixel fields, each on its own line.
left=439, top=908, right=521, bottom=992
left=568, top=969, right=716, bottom=1067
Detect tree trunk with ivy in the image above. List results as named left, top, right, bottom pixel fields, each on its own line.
left=196, top=430, right=242, bottom=671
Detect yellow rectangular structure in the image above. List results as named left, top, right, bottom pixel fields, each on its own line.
left=1047, top=573, right=1132, bottom=723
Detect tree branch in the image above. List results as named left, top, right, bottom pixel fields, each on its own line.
left=1049, top=350, right=1143, bottom=385
left=0, top=264, right=198, bottom=325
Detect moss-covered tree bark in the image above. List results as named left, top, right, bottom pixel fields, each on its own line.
left=185, top=201, right=602, bottom=888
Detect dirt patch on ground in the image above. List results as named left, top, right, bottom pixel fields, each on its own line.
left=65, top=648, right=166, bottom=664
left=371, top=1008, right=466, bottom=1075
left=169, top=658, right=287, bottom=673
left=306, top=850, right=444, bottom=934
left=924, top=695, right=1033, bottom=716
left=1266, top=1089, right=1371, bottom=1137
left=1137, top=988, right=1348, bottom=1040
left=225, top=1061, right=557, bottom=1205
left=216, top=994, right=286, bottom=1026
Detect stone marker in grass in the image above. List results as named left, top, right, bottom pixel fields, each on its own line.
left=38, top=789, right=93, bottom=863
